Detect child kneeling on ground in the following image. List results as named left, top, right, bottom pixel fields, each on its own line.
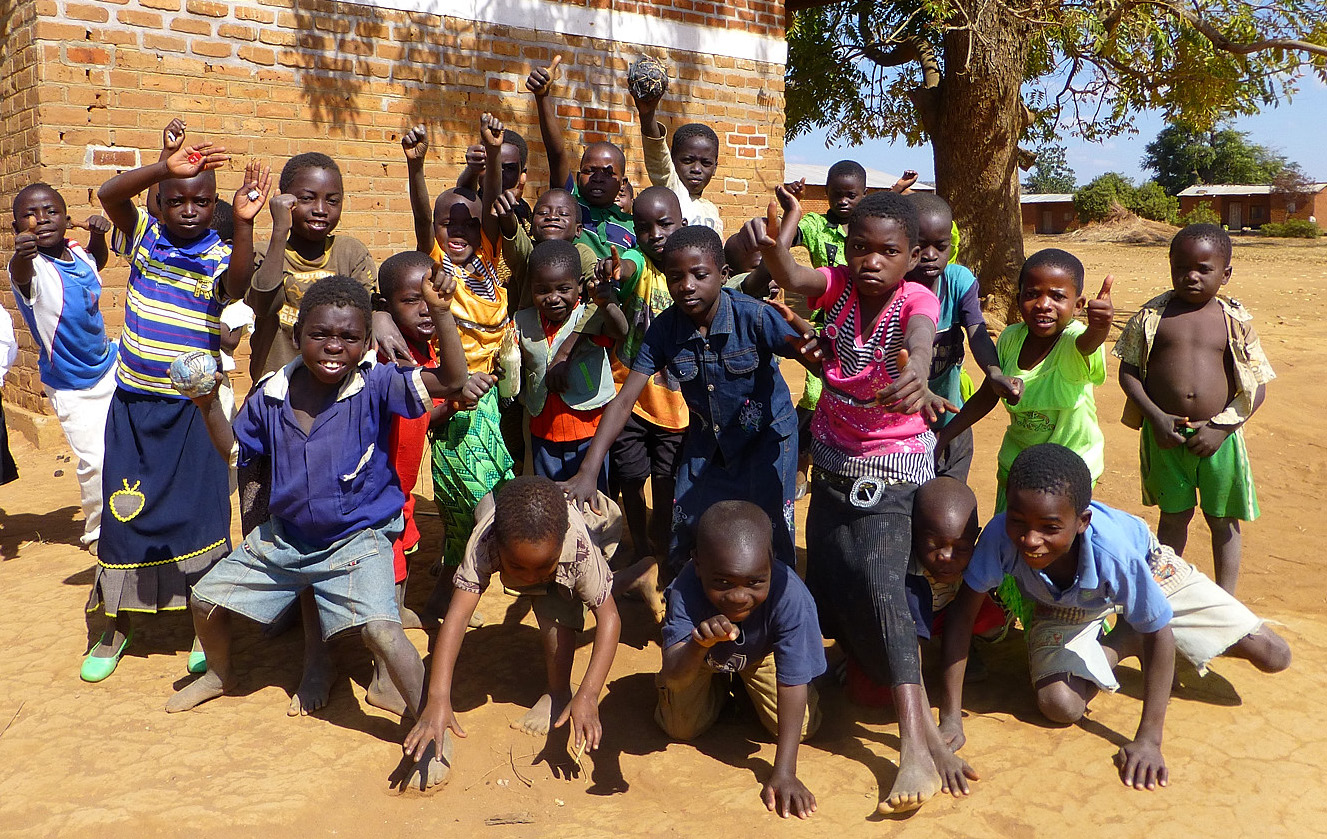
left=657, top=500, right=825, bottom=820
left=166, top=274, right=471, bottom=753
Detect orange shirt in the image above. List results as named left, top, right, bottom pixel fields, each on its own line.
left=529, top=320, right=611, bottom=442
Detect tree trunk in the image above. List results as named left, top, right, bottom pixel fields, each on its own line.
left=918, top=15, right=1031, bottom=322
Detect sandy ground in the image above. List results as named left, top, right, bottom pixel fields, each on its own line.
left=1, top=236, right=1326, bottom=837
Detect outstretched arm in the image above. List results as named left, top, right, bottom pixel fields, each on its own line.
left=223, top=161, right=272, bottom=302
left=98, top=138, right=230, bottom=239
left=1078, top=274, right=1114, bottom=356
left=555, top=595, right=621, bottom=753
left=1116, top=625, right=1174, bottom=790
left=418, top=263, right=471, bottom=396
left=561, top=370, right=650, bottom=507
left=527, top=56, right=568, bottom=191
left=80, top=215, right=113, bottom=270
left=765, top=683, right=816, bottom=819
left=402, top=125, right=434, bottom=254
left=938, top=583, right=985, bottom=751
left=478, top=113, right=506, bottom=249
left=185, top=374, right=235, bottom=459
left=934, top=377, right=1000, bottom=452
left=403, top=587, right=478, bottom=762
left=756, top=189, right=827, bottom=299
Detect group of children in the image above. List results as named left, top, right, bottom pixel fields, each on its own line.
left=2, top=56, right=1291, bottom=818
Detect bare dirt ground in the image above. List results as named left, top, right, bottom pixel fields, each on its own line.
left=1, top=235, right=1325, bottom=838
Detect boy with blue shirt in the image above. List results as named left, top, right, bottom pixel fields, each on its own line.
left=166, top=272, right=472, bottom=782
left=658, top=501, right=825, bottom=820
left=938, top=444, right=1290, bottom=793
left=9, top=183, right=117, bottom=553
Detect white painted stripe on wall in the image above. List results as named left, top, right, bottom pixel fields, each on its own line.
left=349, top=0, right=789, bottom=64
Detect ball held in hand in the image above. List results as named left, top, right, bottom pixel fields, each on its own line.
left=627, top=55, right=669, bottom=100
left=169, top=350, right=218, bottom=398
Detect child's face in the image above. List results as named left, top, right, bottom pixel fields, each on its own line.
left=1018, top=265, right=1084, bottom=339
left=386, top=266, right=435, bottom=347
left=634, top=193, right=682, bottom=265
left=286, top=166, right=344, bottom=244
left=531, top=265, right=580, bottom=325
left=672, top=135, right=718, bottom=196
left=1169, top=237, right=1231, bottom=306
left=497, top=537, right=561, bottom=588
left=696, top=542, right=772, bottom=624
left=845, top=216, right=920, bottom=300
left=532, top=192, right=581, bottom=243
left=156, top=175, right=217, bottom=241
left=294, top=303, right=369, bottom=385
left=665, top=245, right=727, bottom=326
left=826, top=174, right=865, bottom=222
left=911, top=211, right=953, bottom=284
left=1004, top=488, right=1090, bottom=577
left=615, top=179, right=634, bottom=214
left=913, top=512, right=979, bottom=585
left=12, top=187, right=69, bottom=253
left=499, top=143, right=526, bottom=194
left=576, top=145, right=624, bottom=209
left=433, top=192, right=483, bottom=263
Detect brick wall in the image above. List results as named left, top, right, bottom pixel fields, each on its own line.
left=0, top=0, right=788, bottom=429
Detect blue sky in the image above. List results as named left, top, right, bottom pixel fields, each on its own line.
left=785, top=74, right=1326, bottom=187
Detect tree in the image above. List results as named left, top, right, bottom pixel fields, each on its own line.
left=1142, top=125, right=1289, bottom=195
left=785, top=0, right=1327, bottom=309
left=1074, top=173, right=1136, bottom=222
left=1130, top=180, right=1180, bottom=224
left=1023, top=144, right=1077, bottom=194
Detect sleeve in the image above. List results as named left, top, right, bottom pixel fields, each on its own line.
left=211, top=242, right=234, bottom=303
left=901, top=283, right=941, bottom=327
left=452, top=503, right=497, bottom=594
left=949, top=267, right=986, bottom=329
left=111, top=207, right=150, bottom=259
left=1111, top=552, right=1173, bottom=635
left=574, top=551, right=614, bottom=610
left=642, top=127, right=684, bottom=194
left=1058, top=321, right=1105, bottom=385
left=630, top=310, right=670, bottom=376
left=1112, top=310, right=1148, bottom=366
left=616, top=248, right=647, bottom=297
left=796, top=214, right=818, bottom=257
left=502, top=227, right=533, bottom=274
left=659, top=575, right=699, bottom=650
left=576, top=242, right=598, bottom=283
left=769, top=573, right=828, bottom=685
left=962, top=516, right=1014, bottom=593
left=348, top=239, right=377, bottom=291
left=1237, top=317, right=1276, bottom=385
left=221, top=300, right=256, bottom=333
left=806, top=265, right=845, bottom=312
left=381, top=364, right=429, bottom=420
left=231, top=388, right=270, bottom=467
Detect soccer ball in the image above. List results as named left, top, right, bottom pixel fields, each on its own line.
left=627, top=56, right=669, bottom=101
left=168, top=350, right=218, bottom=398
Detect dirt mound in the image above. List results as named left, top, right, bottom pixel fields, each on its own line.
left=1065, top=201, right=1178, bottom=245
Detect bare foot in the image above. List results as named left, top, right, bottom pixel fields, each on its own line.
left=166, top=671, right=229, bottom=713
left=511, top=692, right=570, bottom=738
left=615, top=556, right=667, bottom=621
left=366, top=662, right=408, bottom=717
left=393, top=731, right=454, bottom=794
left=287, top=655, right=336, bottom=717
left=877, top=748, right=942, bottom=815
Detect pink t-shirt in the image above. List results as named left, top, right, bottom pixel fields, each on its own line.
left=808, top=268, right=940, bottom=458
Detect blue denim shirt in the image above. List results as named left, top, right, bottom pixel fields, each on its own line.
left=633, top=288, right=799, bottom=463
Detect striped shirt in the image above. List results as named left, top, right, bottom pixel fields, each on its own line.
left=112, top=208, right=231, bottom=397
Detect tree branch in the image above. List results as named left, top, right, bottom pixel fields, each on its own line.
left=1154, top=0, right=1327, bottom=58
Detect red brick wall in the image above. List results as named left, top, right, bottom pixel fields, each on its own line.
left=1, top=0, right=788, bottom=421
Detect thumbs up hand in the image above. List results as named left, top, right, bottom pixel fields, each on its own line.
left=1085, top=274, right=1114, bottom=331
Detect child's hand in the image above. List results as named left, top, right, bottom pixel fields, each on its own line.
left=463, top=143, right=485, bottom=169
left=525, top=54, right=562, bottom=97
left=762, top=771, right=817, bottom=820
left=691, top=615, right=739, bottom=648
left=492, top=189, right=520, bottom=219
left=479, top=112, right=505, bottom=152
left=1085, top=274, right=1114, bottom=331
left=592, top=245, right=623, bottom=292
left=268, top=193, right=296, bottom=230
left=988, top=372, right=1023, bottom=405
left=917, top=388, right=960, bottom=425
left=891, top=170, right=919, bottom=193
left=69, top=215, right=113, bottom=237
left=555, top=692, right=601, bottom=753
left=403, top=698, right=468, bottom=763
left=559, top=471, right=603, bottom=514
left=782, top=177, right=807, bottom=198
left=769, top=298, right=824, bottom=369
left=876, top=349, right=926, bottom=413
left=162, top=118, right=186, bottom=154
left=1149, top=411, right=1189, bottom=449
left=401, top=124, right=429, bottom=162
left=186, top=372, right=226, bottom=409
left=232, top=161, right=273, bottom=223
left=1183, top=420, right=1231, bottom=457
left=1114, top=737, right=1167, bottom=790
left=12, top=216, right=39, bottom=262
left=165, top=141, right=229, bottom=179
left=421, top=261, right=456, bottom=312
left=455, top=371, right=496, bottom=410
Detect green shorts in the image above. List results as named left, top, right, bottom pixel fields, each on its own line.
left=1139, top=420, right=1259, bottom=521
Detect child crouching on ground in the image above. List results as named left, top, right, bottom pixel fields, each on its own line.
left=657, top=501, right=825, bottom=820
left=403, top=476, right=623, bottom=791
left=166, top=275, right=471, bottom=762
left=939, top=444, right=1290, bottom=792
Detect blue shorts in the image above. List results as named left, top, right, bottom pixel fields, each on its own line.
left=192, top=514, right=403, bottom=639
left=531, top=435, right=608, bottom=492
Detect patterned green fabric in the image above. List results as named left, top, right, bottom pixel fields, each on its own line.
left=431, top=387, right=514, bottom=566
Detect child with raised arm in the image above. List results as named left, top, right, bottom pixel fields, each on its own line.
left=906, top=194, right=1020, bottom=480
left=9, top=184, right=116, bottom=553
left=86, top=127, right=267, bottom=682
left=167, top=275, right=471, bottom=776
left=1114, top=224, right=1271, bottom=593
left=564, top=224, right=810, bottom=575
left=492, top=187, right=598, bottom=314
left=657, top=501, right=825, bottom=820
left=758, top=187, right=974, bottom=815
left=936, top=248, right=1113, bottom=512
left=939, top=444, right=1289, bottom=793
left=629, top=77, right=723, bottom=233
left=403, top=475, right=623, bottom=791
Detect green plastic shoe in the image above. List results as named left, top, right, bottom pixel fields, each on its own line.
left=80, top=630, right=133, bottom=683
left=186, top=649, right=207, bottom=674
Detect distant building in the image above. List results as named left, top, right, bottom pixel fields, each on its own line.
left=783, top=162, right=933, bottom=216
left=1178, top=183, right=1327, bottom=229
left=1021, top=193, right=1077, bottom=234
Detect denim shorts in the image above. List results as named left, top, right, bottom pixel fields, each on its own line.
left=193, top=514, right=403, bottom=639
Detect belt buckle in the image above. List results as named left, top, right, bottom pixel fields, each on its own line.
left=849, top=476, right=885, bottom=508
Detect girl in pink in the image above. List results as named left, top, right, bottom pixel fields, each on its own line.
left=759, top=189, right=975, bottom=815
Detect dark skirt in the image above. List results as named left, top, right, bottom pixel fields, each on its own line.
left=805, top=472, right=922, bottom=687
left=88, top=388, right=230, bottom=617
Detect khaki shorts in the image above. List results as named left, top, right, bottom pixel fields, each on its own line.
left=502, top=584, right=587, bottom=632
left=655, top=653, right=821, bottom=742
